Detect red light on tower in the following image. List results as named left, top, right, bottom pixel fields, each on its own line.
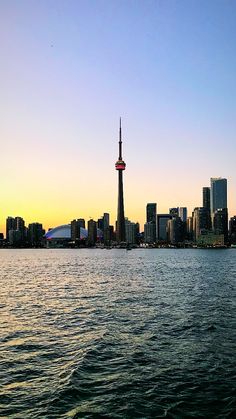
left=115, top=160, right=126, bottom=170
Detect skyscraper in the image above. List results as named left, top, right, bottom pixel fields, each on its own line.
left=210, top=178, right=227, bottom=216
left=178, top=207, right=187, bottom=222
left=156, top=214, right=172, bottom=242
left=193, top=207, right=209, bottom=241
left=6, top=216, right=15, bottom=242
left=14, top=216, right=25, bottom=242
left=103, top=213, right=110, bottom=245
left=28, top=223, right=44, bottom=247
left=202, top=187, right=211, bottom=230
left=213, top=208, right=228, bottom=244
left=71, top=219, right=85, bottom=242
left=229, top=216, right=236, bottom=245
left=146, top=203, right=157, bottom=224
left=144, top=222, right=156, bottom=244
left=146, top=203, right=157, bottom=243
left=115, top=119, right=126, bottom=242
left=203, top=187, right=210, bottom=211
left=125, top=218, right=137, bottom=244
left=87, top=219, right=97, bottom=246
left=167, top=217, right=184, bottom=245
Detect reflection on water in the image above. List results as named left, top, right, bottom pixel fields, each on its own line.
left=0, top=249, right=236, bottom=418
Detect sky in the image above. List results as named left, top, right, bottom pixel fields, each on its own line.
left=1, top=0, right=236, bottom=234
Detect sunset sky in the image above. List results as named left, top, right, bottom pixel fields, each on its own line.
left=1, top=0, right=236, bottom=234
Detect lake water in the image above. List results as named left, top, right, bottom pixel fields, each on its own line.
left=0, top=249, right=236, bottom=418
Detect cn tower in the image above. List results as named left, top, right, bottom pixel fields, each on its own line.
left=115, top=118, right=126, bottom=242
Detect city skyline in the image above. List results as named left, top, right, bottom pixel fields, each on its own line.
left=3, top=175, right=235, bottom=247
left=1, top=175, right=232, bottom=234
left=1, top=1, right=236, bottom=234
left=0, top=173, right=234, bottom=236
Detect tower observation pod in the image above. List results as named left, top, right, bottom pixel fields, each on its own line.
left=115, top=118, right=126, bottom=243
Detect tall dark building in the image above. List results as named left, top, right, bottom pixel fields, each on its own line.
left=203, top=187, right=210, bottom=211
left=167, top=217, right=184, bottom=244
left=6, top=216, right=26, bottom=244
left=115, top=119, right=126, bottom=242
left=78, top=218, right=85, bottom=229
left=146, top=203, right=157, bottom=224
left=193, top=207, right=209, bottom=241
left=202, top=186, right=211, bottom=230
left=145, top=203, right=157, bottom=243
left=28, top=223, right=44, bottom=247
left=6, top=216, right=15, bottom=242
left=103, top=213, right=110, bottom=244
left=156, top=214, right=172, bottom=242
left=97, top=213, right=110, bottom=244
left=87, top=219, right=97, bottom=246
left=178, top=207, right=187, bottom=222
left=210, top=178, right=227, bottom=216
left=229, top=216, right=236, bottom=245
left=71, top=218, right=85, bottom=242
left=213, top=208, right=228, bottom=244
left=15, top=216, right=25, bottom=241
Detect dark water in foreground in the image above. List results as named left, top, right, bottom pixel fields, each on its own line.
left=0, top=249, right=236, bottom=418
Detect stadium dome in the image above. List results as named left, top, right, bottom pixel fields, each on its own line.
left=45, top=224, right=71, bottom=240
left=45, top=224, right=103, bottom=240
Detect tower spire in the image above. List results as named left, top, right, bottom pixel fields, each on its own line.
left=115, top=118, right=126, bottom=243
left=119, top=117, right=122, bottom=160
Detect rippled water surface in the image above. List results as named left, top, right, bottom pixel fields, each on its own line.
left=0, top=249, right=236, bottom=418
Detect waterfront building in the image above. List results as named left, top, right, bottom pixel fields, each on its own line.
left=146, top=203, right=157, bottom=242
left=71, top=219, right=80, bottom=242
left=0, top=233, right=4, bottom=247
left=15, top=216, right=26, bottom=242
left=229, top=216, right=236, bottom=245
left=135, top=223, right=140, bottom=244
left=202, top=186, right=211, bottom=230
left=71, top=219, right=86, bottom=242
left=193, top=207, right=209, bottom=241
left=87, top=219, right=97, bottom=246
left=156, top=214, right=172, bottom=242
left=28, top=223, right=44, bottom=247
left=97, top=213, right=110, bottom=244
left=144, top=222, right=156, bottom=244
left=6, top=216, right=26, bottom=244
left=187, top=216, right=193, bottom=241
left=109, top=225, right=115, bottom=242
left=167, top=217, right=184, bottom=245
left=125, top=218, right=137, bottom=244
left=115, top=119, right=126, bottom=243
left=178, top=207, right=187, bottom=223
left=8, top=229, right=22, bottom=246
left=213, top=208, right=228, bottom=244
left=210, top=177, right=227, bottom=217
left=6, top=216, right=15, bottom=242
left=103, top=213, right=110, bottom=245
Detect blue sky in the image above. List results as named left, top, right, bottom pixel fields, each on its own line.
left=1, top=0, right=236, bottom=231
